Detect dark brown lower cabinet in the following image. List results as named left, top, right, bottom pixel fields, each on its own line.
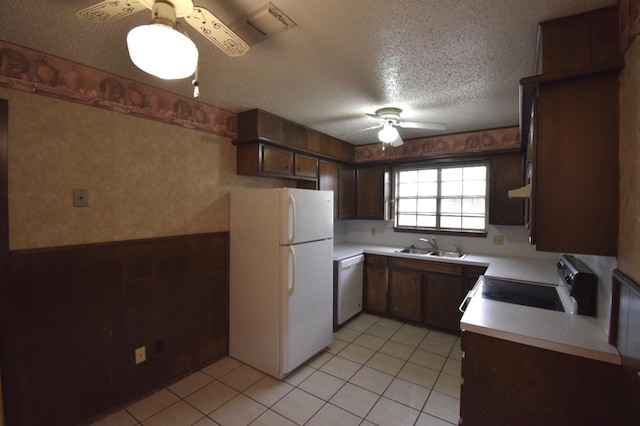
left=364, top=255, right=479, bottom=331
left=365, top=262, right=389, bottom=315
left=460, top=331, right=618, bottom=426
left=389, top=270, right=423, bottom=322
left=424, top=273, right=464, bottom=330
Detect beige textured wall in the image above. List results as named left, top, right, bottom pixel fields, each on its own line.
left=2, top=87, right=285, bottom=250
left=619, top=37, right=640, bottom=283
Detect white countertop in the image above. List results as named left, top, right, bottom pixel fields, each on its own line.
left=333, top=242, right=621, bottom=365
left=461, top=285, right=620, bottom=364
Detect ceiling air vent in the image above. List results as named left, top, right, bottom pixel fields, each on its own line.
left=231, top=2, right=296, bottom=45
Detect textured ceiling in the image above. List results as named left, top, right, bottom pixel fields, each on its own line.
left=0, top=0, right=617, bottom=145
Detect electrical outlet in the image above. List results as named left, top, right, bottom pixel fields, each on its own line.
left=135, top=346, right=146, bottom=364
left=492, top=234, right=505, bottom=245
left=73, top=188, right=89, bottom=207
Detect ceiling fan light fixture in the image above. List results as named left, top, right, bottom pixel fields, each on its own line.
left=127, top=0, right=198, bottom=80
left=378, top=122, right=399, bottom=143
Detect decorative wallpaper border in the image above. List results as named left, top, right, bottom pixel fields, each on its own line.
left=0, top=40, right=237, bottom=137
left=354, top=126, right=521, bottom=162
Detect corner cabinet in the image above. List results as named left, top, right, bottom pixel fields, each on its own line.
left=318, top=160, right=357, bottom=220
left=318, top=160, right=340, bottom=218
left=460, top=331, right=618, bottom=426
left=356, top=165, right=392, bottom=220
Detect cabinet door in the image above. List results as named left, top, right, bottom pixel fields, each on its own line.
left=339, top=164, right=356, bottom=219
left=389, top=270, right=423, bottom=322
left=541, top=7, right=618, bottom=73
left=424, top=273, right=464, bottom=330
left=262, top=145, right=293, bottom=176
left=238, top=109, right=309, bottom=148
left=295, top=154, right=318, bottom=178
left=534, top=72, right=618, bottom=255
left=356, top=166, right=389, bottom=220
left=365, top=264, right=388, bottom=314
left=489, top=153, right=524, bottom=225
left=461, top=331, right=618, bottom=426
left=319, top=160, right=340, bottom=218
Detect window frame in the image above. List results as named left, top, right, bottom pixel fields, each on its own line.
left=392, top=161, right=490, bottom=237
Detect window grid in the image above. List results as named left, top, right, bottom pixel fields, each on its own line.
left=395, top=164, right=488, bottom=231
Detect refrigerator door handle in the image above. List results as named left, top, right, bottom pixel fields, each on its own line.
left=287, top=193, right=297, bottom=243
left=288, top=246, right=296, bottom=296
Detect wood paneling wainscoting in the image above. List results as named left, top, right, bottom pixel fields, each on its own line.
left=0, top=232, right=229, bottom=426
left=610, top=269, right=640, bottom=423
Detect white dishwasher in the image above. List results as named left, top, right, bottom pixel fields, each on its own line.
left=337, top=254, right=364, bottom=325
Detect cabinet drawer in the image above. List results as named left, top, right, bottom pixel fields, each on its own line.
left=294, top=154, right=318, bottom=178
left=391, top=257, right=463, bottom=275
left=365, top=254, right=388, bottom=266
left=262, top=145, right=293, bottom=176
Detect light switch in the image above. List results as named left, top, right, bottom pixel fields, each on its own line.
left=73, top=188, right=89, bottom=207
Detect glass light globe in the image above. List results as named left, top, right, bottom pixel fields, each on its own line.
left=127, top=23, right=198, bottom=80
left=378, top=122, right=399, bottom=143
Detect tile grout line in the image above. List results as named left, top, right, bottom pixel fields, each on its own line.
left=336, top=318, right=452, bottom=424
left=92, top=314, right=460, bottom=426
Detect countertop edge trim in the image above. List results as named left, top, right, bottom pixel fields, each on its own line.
left=461, top=323, right=621, bottom=365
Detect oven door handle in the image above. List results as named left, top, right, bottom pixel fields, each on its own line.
left=459, top=289, right=474, bottom=313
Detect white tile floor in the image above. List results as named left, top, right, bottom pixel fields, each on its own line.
left=90, top=314, right=461, bottom=426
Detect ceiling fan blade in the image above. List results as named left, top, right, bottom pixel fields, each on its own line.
left=339, top=123, right=384, bottom=136
left=75, top=0, right=146, bottom=23
left=397, top=120, right=447, bottom=131
left=365, top=113, right=383, bottom=120
left=183, top=6, right=249, bottom=57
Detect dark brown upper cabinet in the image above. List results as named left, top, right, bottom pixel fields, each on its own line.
left=489, top=153, right=525, bottom=226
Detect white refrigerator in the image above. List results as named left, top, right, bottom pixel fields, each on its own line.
left=229, top=188, right=334, bottom=379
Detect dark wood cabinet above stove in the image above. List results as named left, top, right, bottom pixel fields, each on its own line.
left=520, top=6, right=621, bottom=256
left=527, top=70, right=619, bottom=256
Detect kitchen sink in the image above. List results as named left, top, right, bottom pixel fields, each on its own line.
left=395, top=246, right=466, bottom=259
left=395, top=246, right=431, bottom=255
left=427, top=250, right=466, bottom=259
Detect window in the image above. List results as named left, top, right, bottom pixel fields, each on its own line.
left=394, top=164, right=488, bottom=232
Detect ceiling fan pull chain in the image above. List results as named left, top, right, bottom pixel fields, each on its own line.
left=192, top=65, right=200, bottom=98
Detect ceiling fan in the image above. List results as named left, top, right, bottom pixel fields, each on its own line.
left=75, top=0, right=250, bottom=82
left=359, top=107, right=447, bottom=147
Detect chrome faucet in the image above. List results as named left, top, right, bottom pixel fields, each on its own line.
left=419, top=237, right=438, bottom=251
left=454, top=244, right=463, bottom=255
